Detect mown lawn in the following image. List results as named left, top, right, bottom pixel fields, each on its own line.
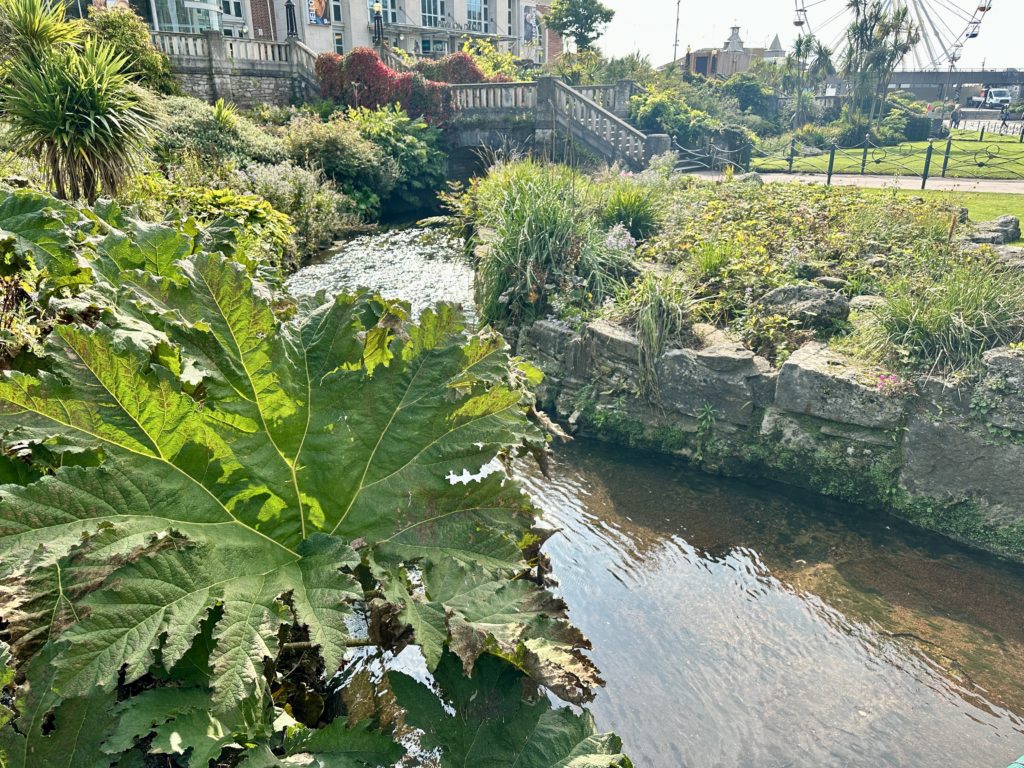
left=753, top=129, right=1024, bottom=180
left=856, top=187, right=1024, bottom=243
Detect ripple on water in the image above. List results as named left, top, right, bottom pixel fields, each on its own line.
left=519, top=441, right=1024, bottom=768
left=285, top=229, right=476, bottom=321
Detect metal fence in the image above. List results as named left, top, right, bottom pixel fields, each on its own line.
left=674, top=127, right=1024, bottom=189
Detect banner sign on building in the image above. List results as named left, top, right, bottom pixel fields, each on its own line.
left=523, top=5, right=539, bottom=44
left=308, top=0, right=330, bottom=25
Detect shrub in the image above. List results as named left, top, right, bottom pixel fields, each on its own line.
left=313, top=48, right=453, bottom=125
left=414, top=51, right=486, bottom=84
left=315, top=51, right=345, bottom=101
left=599, top=177, right=661, bottom=241
left=347, top=105, right=446, bottom=215
left=284, top=114, right=399, bottom=217
left=0, top=37, right=159, bottom=202
left=155, top=96, right=286, bottom=167
left=343, top=46, right=396, bottom=106
left=233, top=162, right=358, bottom=266
left=83, top=6, right=179, bottom=94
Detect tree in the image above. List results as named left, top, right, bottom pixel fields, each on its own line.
left=543, top=0, right=614, bottom=52
left=84, top=5, right=180, bottom=94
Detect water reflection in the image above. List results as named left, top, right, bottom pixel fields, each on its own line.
left=518, top=441, right=1024, bottom=768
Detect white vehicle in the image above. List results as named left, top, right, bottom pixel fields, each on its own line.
left=970, top=88, right=1012, bottom=108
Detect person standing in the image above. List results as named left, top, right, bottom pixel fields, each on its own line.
left=373, top=1, right=384, bottom=44
left=1001, top=103, right=1010, bottom=133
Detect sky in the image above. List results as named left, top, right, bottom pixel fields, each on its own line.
left=596, top=0, right=1022, bottom=71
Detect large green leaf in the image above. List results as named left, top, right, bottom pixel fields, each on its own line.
left=392, top=653, right=632, bottom=768
left=0, top=194, right=606, bottom=765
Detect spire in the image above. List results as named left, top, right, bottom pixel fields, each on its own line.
left=724, top=25, right=744, bottom=53
left=766, top=33, right=785, bottom=58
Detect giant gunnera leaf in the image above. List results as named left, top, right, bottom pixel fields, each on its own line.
left=0, top=190, right=621, bottom=766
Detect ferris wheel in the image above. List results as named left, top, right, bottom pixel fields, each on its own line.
left=792, top=0, right=994, bottom=71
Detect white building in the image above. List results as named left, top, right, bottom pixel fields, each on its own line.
left=131, top=0, right=557, bottom=61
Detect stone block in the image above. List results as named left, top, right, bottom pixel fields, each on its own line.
left=901, top=415, right=1024, bottom=524
left=775, top=344, right=908, bottom=430
left=657, top=344, right=770, bottom=427
left=976, top=347, right=1024, bottom=433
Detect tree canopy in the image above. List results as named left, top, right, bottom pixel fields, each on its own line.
left=543, top=0, right=614, bottom=52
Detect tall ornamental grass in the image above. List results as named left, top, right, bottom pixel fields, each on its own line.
left=469, top=161, right=632, bottom=330
left=851, top=256, right=1024, bottom=374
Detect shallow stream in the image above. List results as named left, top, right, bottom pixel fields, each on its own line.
left=290, top=230, right=1024, bottom=767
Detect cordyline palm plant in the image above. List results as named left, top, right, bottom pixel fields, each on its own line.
left=1, top=37, right=159, bottom=202
left=0, top=0, right=80, bottom=63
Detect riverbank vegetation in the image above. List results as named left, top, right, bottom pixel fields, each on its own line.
left=454, top=158, right=1024, bottom=377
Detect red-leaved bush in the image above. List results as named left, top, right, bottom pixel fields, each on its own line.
left=414, top=52, right=486, bottom=84
left=314, top=48, right=453, bottom=125
left=315, top=53, right=345, bottom=101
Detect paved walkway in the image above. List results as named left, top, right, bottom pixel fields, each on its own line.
left=692, top=171, right=1024, bottom=194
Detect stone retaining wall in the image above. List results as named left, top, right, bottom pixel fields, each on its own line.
left=520, top=319, right=1024, bottom=561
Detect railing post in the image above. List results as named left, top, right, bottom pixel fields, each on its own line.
left=980, top=125, right=986, bottom=142
left=941, top=137, right=953, bottom=178
left=826, top=143, right=836, bottom=186
left=205, top=30, right=233, bottom=104
left=1019, top=124, right=1023, bottom=143
left=612, top=79, right=635, bottom=119
left=534, top=77, right=557, bottom=160
left=645, top=134, right=672, bottom=165
left=860, top=133, right=870, bottom=175
left=787, top=138, right=796, bottom=174
left=921, top=140, right=934, bottom=190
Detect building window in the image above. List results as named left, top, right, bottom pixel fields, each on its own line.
left=331, top=0, right=342, bottom=22
left=421, top=37, right=447, bottom=54
left=221, top=0, right=242, bottom=17
left=368, top=0, right=397, bottom=23
left=334, top=31, right=345, bottom=53
left=421, top=0, right=444, bottom=28
left=467, top=0, right=488, bottom=33
left=507, top=0, right=512, bottom=34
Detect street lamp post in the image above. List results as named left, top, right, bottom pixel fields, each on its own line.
left=673, top=0, right=682, bottom=64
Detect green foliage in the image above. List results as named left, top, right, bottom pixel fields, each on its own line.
left=607, top=271, right=698, bottom=399
left=457, top=161, right=632, bottom=331
left=543, top=0, right=614, bottom=51
left=0, top=36, right=159, bottom=202
left=849, top=254, right=1024, bottom=374
left=346, top=104, right=446, bottom=214
left=284, top=114, right=400, bottom=218
left=599, top=177, right=661, bottom=241
left=461, top=37, right=527, bottom=81
left=155, top=95, right=286, bottom=168
left=83, top=5, right=179, bottom=95
left=232, top=162, right=359, bottom=265
left=0, top=188, right=624, bottom=766
left=393, top=652, right=633, bottom=767
left=0, top=0, right=80, bottom=64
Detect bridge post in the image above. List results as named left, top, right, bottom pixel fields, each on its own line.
left=204, top=30, right=234, bottom=103
left=612, top=80, right=636, bottom=119
left=645, top=134, right=672, bottom=164
left=534, top=77, right=557, bottom=161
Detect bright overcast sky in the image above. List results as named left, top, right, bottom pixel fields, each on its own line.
left=598, top=0, right=1021, bottom=71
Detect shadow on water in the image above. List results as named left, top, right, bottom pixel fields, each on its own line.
left=518, top=440, right=1024, bottom=768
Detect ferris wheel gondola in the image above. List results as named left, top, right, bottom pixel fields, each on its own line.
left=791, top=0, right=993, bottom=71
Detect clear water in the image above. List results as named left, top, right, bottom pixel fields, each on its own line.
left=291, top=231, right=1024, bottom=768
left=519, top=442, right=1024, bottom=768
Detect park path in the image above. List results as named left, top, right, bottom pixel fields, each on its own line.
left=692, top=171, right=1024, bottom=194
